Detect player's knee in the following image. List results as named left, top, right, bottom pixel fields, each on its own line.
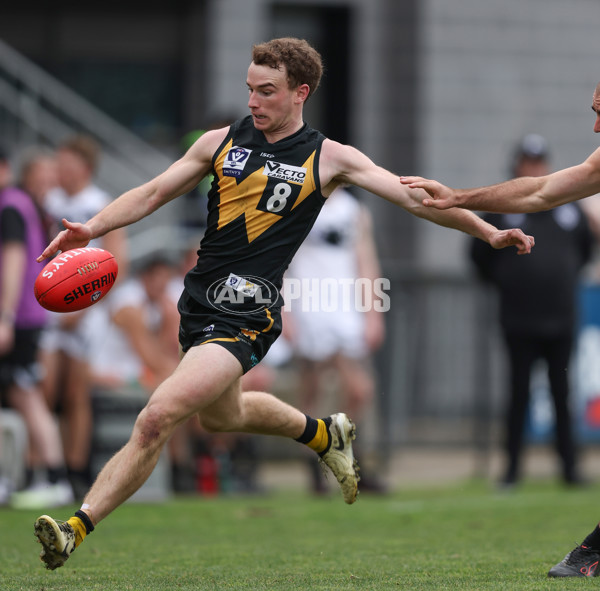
left=135, top=405, right=175, bottom=448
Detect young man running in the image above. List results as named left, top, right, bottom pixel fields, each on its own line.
left=33, top=37, right=533, bottom=570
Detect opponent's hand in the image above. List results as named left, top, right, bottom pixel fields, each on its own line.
left=489, top=228, right=535, bottom=255
left=37, top=218, right=93, bottom=262
left=400, top=176, right=459, bottom=209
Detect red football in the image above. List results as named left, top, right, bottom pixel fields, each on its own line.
left=34, top=247, right=118, bottom=312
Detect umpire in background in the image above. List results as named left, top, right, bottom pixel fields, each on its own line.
left=470, top=134, right=594, bottom=488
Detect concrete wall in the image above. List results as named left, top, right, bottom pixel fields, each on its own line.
left=204, top=0, right=600, bottom=274
left=417, top=0, right=600, bottom=272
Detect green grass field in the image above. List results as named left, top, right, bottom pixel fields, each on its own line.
left=1, top=479, right=598, bottom=590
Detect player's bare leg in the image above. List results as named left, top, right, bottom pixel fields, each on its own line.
left=82, top=345, right=244, bottom=522
left=35, top=345, right=241, bottom=568
left=197, top=354, right=359, bottom=503
left=34, top=344, right=358, bottom=568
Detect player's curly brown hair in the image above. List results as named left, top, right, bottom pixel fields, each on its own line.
left=252, top=37, right=323, bottom=100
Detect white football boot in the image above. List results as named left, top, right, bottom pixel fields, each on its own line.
left=34, top=514, right=77, bottom=570
left=319, top=413, right=360, bottom=504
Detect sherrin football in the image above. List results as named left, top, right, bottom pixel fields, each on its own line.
left=34, top=247, right=118, bottom=312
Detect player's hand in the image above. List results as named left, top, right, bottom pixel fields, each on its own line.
left=400, top=176, right=460, bottom=209
left=37, top=218, right=92, bottom=262
left=489, top=228, right=535, bottom=255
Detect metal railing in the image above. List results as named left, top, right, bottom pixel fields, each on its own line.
left=0, top=37, right=173, bottom=193
left=0, top=37, right=185, bottom=256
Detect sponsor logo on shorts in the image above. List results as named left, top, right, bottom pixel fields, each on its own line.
left=239, top=328, right=260, bottom=342
left=223, top=147, right=251, bottom=177
left=206, top=273, right=278, bottom=315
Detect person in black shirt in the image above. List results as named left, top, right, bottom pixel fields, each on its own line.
left=470, top=134, right=593, bottom=488
left=401, top=82, right=600, bottom=579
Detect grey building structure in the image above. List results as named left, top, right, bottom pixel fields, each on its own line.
left=1, top=0, right=598, bottom=463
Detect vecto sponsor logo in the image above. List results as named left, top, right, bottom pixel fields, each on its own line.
left=263, top=161, right=306, bottom=184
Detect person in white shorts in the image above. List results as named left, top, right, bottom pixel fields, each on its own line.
left=285, top=186, right=386, bottom=492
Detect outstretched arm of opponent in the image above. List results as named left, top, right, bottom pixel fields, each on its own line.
left=399, top=147, right=600, bottom=213
left=319, top=140, right=534, bottom=254
left=38, top=128, right=228, bottom=261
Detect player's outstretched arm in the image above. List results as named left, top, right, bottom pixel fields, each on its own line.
left=319, top=140, right=534, bottom=254
left=400, top=146, right=600, bottom=213
left=37, top=127, right=228, bottom=262
left=398, top=176, right=466, bottom=210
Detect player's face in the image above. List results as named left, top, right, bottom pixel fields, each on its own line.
left=246, top=62, right=304, bottom=139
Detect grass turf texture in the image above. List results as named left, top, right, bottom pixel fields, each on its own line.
left=1, top=480, right=598, bottom=590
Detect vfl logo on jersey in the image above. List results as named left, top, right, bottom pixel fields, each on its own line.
left=225, top=273, right=260, bottom=297
left=223, top=147, right=252, bottom=177
left=263, top=161, right=306, bottom=185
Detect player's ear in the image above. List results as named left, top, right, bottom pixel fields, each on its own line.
left=295, top=84, right=310, bottom=104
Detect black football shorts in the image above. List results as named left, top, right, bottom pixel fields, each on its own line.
left=177, top=289, right=282, bottom=374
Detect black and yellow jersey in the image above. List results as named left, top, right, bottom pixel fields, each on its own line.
left=183, top=115, right=326, bottom=313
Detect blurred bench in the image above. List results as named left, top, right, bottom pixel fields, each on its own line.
left=0, top=409, right=28, bottom=490
left=90, top=386, right=171, bottom=502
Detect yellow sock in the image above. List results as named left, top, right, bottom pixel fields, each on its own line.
left=305, top=419, right=330, bottom=454
left=67, top=516, right=87, bottom=548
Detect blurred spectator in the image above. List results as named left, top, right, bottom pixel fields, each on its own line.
left=86, top=254, right=179, bottom=392
left=470, top=134, right=594, bottom=488
left=285, top=186, right=386, bottom=494
left=18, top=146, right=58, bottom=229
left=14, top=146, right=58, bottom=479
left=0, top=146, right=73, bottom=508
left=40, top=134, right=129, bottom=497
